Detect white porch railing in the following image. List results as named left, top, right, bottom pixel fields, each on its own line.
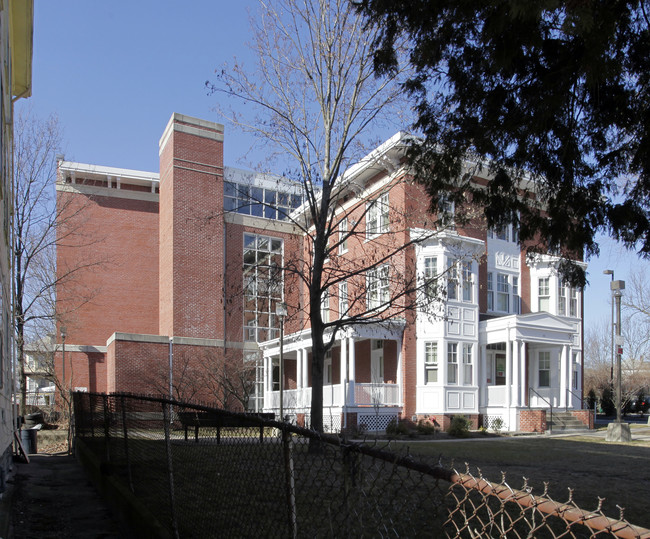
left=354, top=383, right=400, bottom=406
left=266, top=382, right=400, bottom=409
left=487, top=385, right=506, bottom=405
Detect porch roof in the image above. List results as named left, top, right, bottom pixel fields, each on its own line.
left=479, top=312, right=579, bottom=346
left=259, top=318, right=406, bottom=357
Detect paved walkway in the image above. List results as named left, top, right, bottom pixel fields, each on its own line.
left=7, top=452, right=132, bottom=539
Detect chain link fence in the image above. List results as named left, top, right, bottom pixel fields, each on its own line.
left=73, top=392, right=650, bottom=538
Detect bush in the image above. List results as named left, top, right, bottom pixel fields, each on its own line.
left=386, top=417, right=414, bottom=436
left=416, top=418, right=436, bottom=435
left=447, top=415, right=471, bottom=438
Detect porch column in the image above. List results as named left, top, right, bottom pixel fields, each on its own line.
left=560, top=344, right=569, bottom=408
left=520, top=342, right=527, bottom=406
left=512, top=340, right=520, bottom=407
left=505, top=338, right=512, bottom=409
left=479, top=344, right=487, bottom=407
left=396, top=335, right=403, bottom=405
left=297, top=348, right=302, bottom=390
left=340, top=336, right=347, bottom=407
left=348, top=336, right=356, bottom=406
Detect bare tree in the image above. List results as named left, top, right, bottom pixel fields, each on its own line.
left=209, top=0, right=466, bottom=435
left=14, top=108, right=101, bottom=416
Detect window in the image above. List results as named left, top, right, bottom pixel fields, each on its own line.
left=224, top=181, right=302, bottom=221
left=339, top=280, right=348, bottom=319
left=496, top=224, right=509, bottom=241
left=572, top=353, right=579, bottom=390
left=488, top=222, right=518, bottom=243
left=538, top=278, right=550, bottom=312
left=424, top=342, right=438, bottom=384
left=447, top=260, right=458, bottom=300
left=324, top=351, right=333, bottom=385
left=367, top=264, right=389, bottom=311
left=538, top=351, right=550, bottom=387
left=487, top=272, right=494, bottom=311
left=439, top=196, right=454, bottom=228
left=366, top=193, right=389, bottom=238
left=423, top=256, right=438, bottom=299
left=462, top=261, right=472, bottom=302
left=497, top=274, right=509, bottom=312
left=569, top=287, right=578, bottom=317
left=338, top=218, right=348, bottom=254
left=447, top=343, right=458, bottom=384
left=320, top=289, right=329, bottom=323
left=558, top=282, right=567, bottom=315
left=243, top=233, right=284, bottom=341
left=512, top=276, right=521, bottom=314
left=462, top=343, right=473, bottom=386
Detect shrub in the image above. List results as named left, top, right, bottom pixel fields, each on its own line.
left=447, top=415, right=471, bottom=438
left=417, top=418, right=436, bottom=435
left=386, top=417, right=413, bottom=436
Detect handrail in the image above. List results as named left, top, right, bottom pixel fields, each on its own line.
left=529, top=387, right=553, bottom=434
left=566, top=388, right=583, bottom=411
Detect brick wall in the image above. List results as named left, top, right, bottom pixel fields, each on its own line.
left=56, top=190, right=159, bottom=346
left=158, top=114, right=225, bottom=339
left=519, top=409, right=547, bottom=432
left=570, top=409, right=594, bottom=429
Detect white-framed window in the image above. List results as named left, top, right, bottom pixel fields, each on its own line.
left=488, top=222, right=519, bottom=243
left=338, top=218, right=348, bottom=254
left=243, top=233, right=284, bottom=341
left=496, top=273, right=509, bottom=312
left=447, top=343, right=458, bottom=384
left=462, top=343, right=473, bottom=386
left=423, top=256, right=438, bottom=299
left=538, top=277, right=550, bottom=312
left=558, top=282, right=567, bottom=315
left=339, top=280, right=348, bottom=319
left=366, top=192, right=389, bottom=238
left=462, top=261, right=473, bottom=302
left=512, top=276, right=521, bottom=314
left=424, top=342, right=438, bottom=384
left=324, top=351, right=333, bottom=385
left=538, top=351, right=550, bottom=387
left=569, top=287, right=578, bottom=317
left=447, top=259, right=458, bottom=300
left=572, top=353, right=580, bottom=390
left=320, top=289, right=330, bottom=323
left=487, top=272, right=494, bottom=311
left=224, top=181, right=302, bottom=220
left=367, top=264, right=390, bottom=311
left=439, top=196, right=455, bottom=228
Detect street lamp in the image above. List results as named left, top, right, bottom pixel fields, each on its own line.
left=611, top=280, right=625, bottom=423
left=276, top=302, right=287, bottom=423
left=60, top=326, right=67, bottom=389
left=603, top=270, right=614, bottom=384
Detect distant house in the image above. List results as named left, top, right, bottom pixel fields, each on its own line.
left=0, top=0, right=34, bottom=491
left=55, top=113, right=588, bottom=433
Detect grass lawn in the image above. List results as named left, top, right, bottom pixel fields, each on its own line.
left=390, top=431, right=650, bottom=529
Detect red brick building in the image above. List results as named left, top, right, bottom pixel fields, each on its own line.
left=55, top=113, right=587, bottom=432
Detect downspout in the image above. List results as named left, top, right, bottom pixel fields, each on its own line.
left=168, top=337, right=173, bottom=401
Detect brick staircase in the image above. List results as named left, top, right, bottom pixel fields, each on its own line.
left=547, top=411, right=589, bottom=433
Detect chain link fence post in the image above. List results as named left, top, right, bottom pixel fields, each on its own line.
left=120, top=394, right=134, bottom=493
left=282, top=427, right=298, bottom=538
left=162, top=401, right=179, bottom=539
left=102, top=394, right=111, bottom=466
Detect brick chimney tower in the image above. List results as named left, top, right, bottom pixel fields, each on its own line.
left=158, top=113, right=225, bottom=339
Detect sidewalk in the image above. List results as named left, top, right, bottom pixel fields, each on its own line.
left=6, top=451, right=132, bottom=539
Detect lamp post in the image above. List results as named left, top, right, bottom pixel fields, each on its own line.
left=611, top=280, right=625, bottom=423
left=276, top=302, right=287, bottom=423
left=60, top=326, right=67, bottom=389
left=603, top=270, right=614, bottom=385
left=605, top=279, right=630, bottom=442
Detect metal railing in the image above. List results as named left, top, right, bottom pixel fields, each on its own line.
left=73, top=392, right=650, bottom=538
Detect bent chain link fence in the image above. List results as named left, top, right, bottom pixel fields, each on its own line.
left=72, top=392, right=650, bottom=539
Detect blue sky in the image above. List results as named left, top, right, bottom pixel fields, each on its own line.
left=21, top=0, right=648, bottom=331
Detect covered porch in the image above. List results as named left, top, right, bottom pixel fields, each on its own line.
left=479, top=312, right=582, bottom=431
left=260, top=320, right=405, bottom=432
